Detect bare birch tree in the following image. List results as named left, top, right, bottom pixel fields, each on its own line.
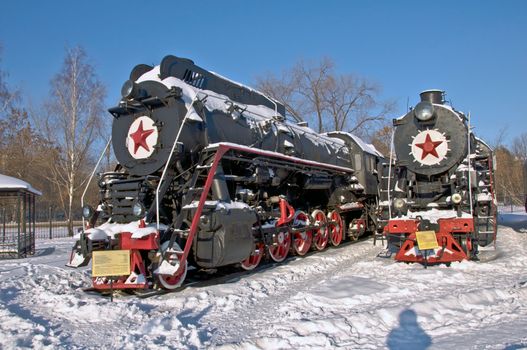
left=43, top=46, right=106, bottom=235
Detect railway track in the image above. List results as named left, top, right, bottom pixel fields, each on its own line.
left=83, top=235, right=374, bottom=299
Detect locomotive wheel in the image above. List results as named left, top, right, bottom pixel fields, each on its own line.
left=311, top=209, right=328, bottom=251
left=241, top=242, right=265, bottom=270
left=268, top=228, right=291, bottom=263
left=291, top=211, right=313, bottom=256
left=157, top=241, right=188, bottom=290
left=459, top=236, right=473, bottom=257
left=348, top=218, right=365, bottom=241
left=327, top=210, right=343, bottom=246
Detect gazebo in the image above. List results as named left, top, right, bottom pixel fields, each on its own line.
left=0, top=173, right=41, bottom=258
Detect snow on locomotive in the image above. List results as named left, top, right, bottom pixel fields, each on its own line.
left=67, top=55, right=384, bottom=290
left=381, top=90, right=496, bottom=263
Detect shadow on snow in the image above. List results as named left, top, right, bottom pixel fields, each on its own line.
left=386, top=309, right=432, bottom=350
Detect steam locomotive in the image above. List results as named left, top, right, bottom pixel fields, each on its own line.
left=67, top=55, right=384, bottom=290
left=381, top=90, right=497, bottom=263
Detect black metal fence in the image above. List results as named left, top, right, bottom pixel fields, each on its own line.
left=3, top=191, right=524, bottom=248
left=0, top=190, right=37, bottom=258
left=1, top=205, right=83, bottom=242
left=496, top=193, right=527, bottom=213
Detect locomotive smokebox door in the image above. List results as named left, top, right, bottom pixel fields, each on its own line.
left=394, top=104, right=468, bottom=177
left=111, top=80, right=203, bottom=176
left=195, top=203, right=256, bottom=268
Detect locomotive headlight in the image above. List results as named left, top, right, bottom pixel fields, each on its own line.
left=394, top=198, right=406, bottom=210
left=82, top=205, right=94, bottom=219
left=452, top=193, right=463, bottom=204
left=132, top=202, right=146, bottom=217
left=414, top=101, right=435, bottom=121
left=121, top=80, right=137, bottom=100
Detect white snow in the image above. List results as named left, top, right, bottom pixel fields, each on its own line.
left=475, top=136, right=493, bottom=152
left=0, top=173, right=42, bottom=195
left=78, top=221, right=168, bottom=239
left=154, top=259, right=180, bottom=276
left=477, top=193, right=493, bottom=201
left=325, top=131, right=384, bottom=157
left=395, top=208, right=473, bottom=223
left=0, top=213, right=526, bottom=349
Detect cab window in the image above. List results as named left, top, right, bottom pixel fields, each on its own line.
left=354, top=154, right=362, bottom=171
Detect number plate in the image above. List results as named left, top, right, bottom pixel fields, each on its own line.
left=92, top=250, right=131, bottom=277
left=415, top=231, right=439, bottom=250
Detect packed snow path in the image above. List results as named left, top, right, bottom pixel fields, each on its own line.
left=1, top=218, right=526, bottom=349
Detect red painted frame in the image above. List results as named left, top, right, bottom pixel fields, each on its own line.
left=93, top=142, right=353, bottom=289
left=385, top=217, right=475, bottom=263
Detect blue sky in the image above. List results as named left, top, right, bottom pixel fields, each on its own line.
left=1, top=0, right=526, bottom=145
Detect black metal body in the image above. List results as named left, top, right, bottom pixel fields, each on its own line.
left=84, top=55, right=384, bottom=274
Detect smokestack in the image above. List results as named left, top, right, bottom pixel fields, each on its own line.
left=420, top=89, right=444, bottom=104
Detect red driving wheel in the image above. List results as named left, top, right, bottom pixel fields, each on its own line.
left=327, top=210, right=343, bottom=246
left=311, top=209, right=328, bottom=251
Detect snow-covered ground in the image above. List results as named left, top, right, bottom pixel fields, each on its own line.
left=1, top=213, right=526, bottom=349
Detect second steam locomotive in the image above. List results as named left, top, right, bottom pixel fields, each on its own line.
left=381, top=90, right=497, bottom=263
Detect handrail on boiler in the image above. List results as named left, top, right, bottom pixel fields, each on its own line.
left=387, top=128, right=395, bottom=219
left=156, top=95, right=199, bottom=231
left=467, top=112, right=473, bottom=217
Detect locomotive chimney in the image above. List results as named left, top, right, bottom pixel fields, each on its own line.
left=420, top=89, right=444, bottom=104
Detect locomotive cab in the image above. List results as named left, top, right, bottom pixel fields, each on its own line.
left=325, top=131, right=384, bottom=196
left=324, top=131, right=385, bottom=239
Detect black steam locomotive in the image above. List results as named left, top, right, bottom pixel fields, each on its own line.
left=67, top=55, right=384, bottom=290
left=381, top=90, right=497, bottom=263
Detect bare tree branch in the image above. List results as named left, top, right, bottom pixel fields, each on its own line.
left=256, top=57, right=393, bottom=136
left=42, top=46, right=106, bottom=235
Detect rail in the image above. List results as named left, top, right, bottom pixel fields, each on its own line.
left=387, top=128, right=395, bottom=219
left=467, top=112, right=473, bottom=216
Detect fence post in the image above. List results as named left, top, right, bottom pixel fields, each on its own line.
left=49, top=206, right=53, bottom=240
left=2, top=207, right=5, bottom=243
left=17, top=192, right=21, bottom=258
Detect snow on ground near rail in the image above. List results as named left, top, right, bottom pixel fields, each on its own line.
left=1, top=214, right=527, bottom=349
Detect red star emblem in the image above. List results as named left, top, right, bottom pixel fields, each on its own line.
left=415, top=133, right=443, bottom=160
left=129, top=120, right=155, bottom=154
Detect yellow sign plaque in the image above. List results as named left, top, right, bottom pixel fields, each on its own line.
left=92, top=250, right=131, bottom=277
left=415, top=231, right=439, bottom=250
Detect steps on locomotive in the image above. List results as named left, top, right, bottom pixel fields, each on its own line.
left=378, top=162, right=395, bottom=203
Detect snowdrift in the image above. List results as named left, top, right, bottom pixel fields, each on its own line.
left=0, top=219, right=526, bottom=349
